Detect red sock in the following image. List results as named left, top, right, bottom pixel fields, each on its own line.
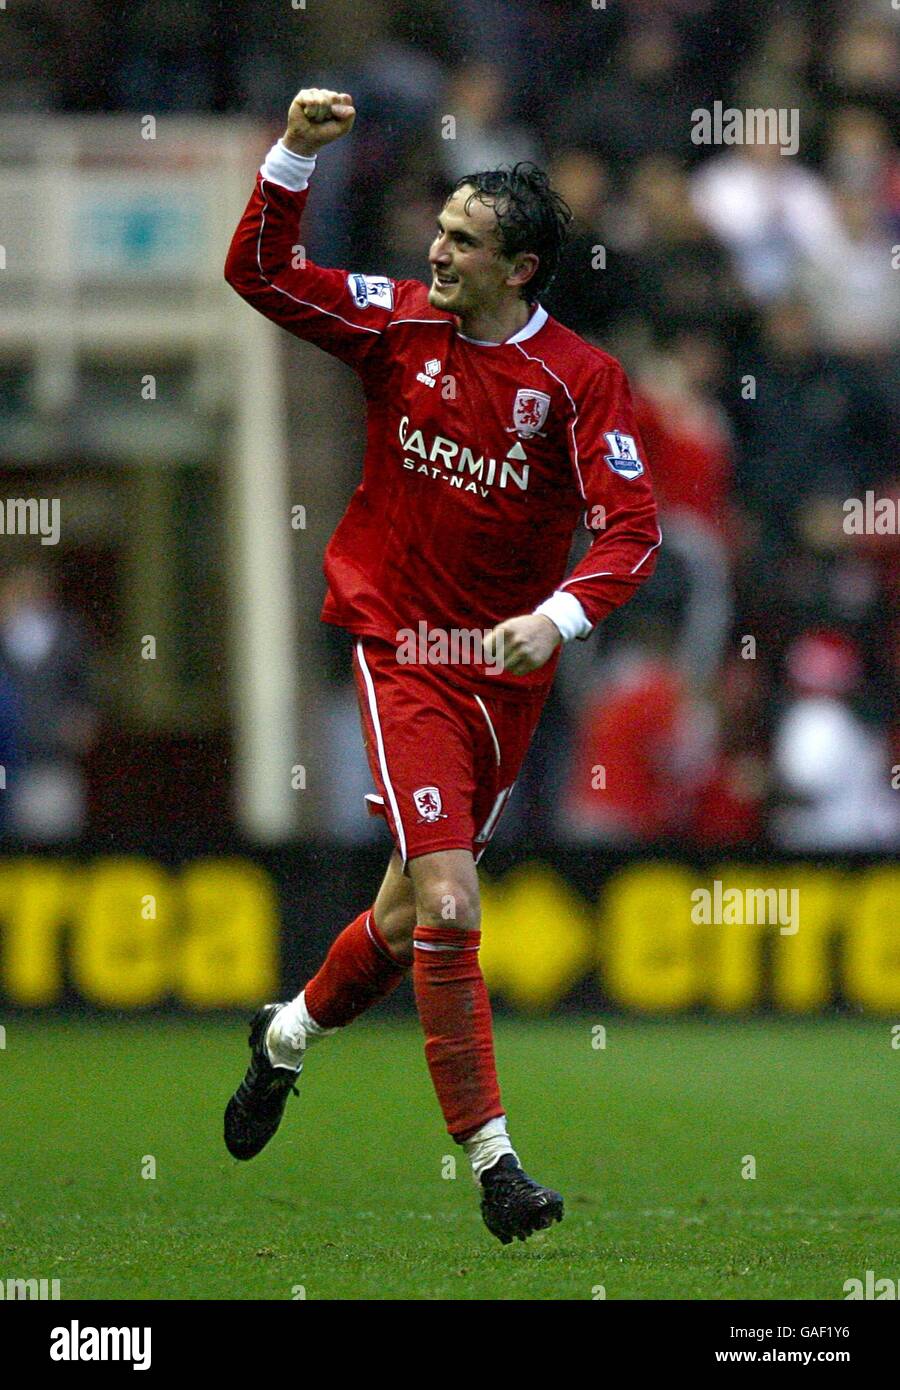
left=305, top=909, right=407, bottom=1029
left=412, top=924, right=504, bottom=1142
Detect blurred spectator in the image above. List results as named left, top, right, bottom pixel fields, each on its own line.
left=379, top=175, right=448, bottom=283
left=690, top=654, right=768, bottom=847
left=0, top=2, right=57, bottom=110
left=771, top=629, right=899, bottom=849
left=110, top=0, right=217, bottom=112
left=0, top=564, right=97, bottom=841
left=0, top=672, right=22, bottom=836
left=559, top=638, right=718, bottom=844
left=620, top=157, right=748, bottom=343
left=633, top=334, right=734, bottom=541
left=631, top=335, right=736, bottom=682
left=543, top=150, right=639, bottom=338
left=691, top=138, right=839, bottom=304
left=737, top=9, right=821, bottom=142
left=824, top=107, right=900, bottom=229
left=797, top=188, right=900, bottom=359
left=561, top=20, right=698, bottom=170
left=437, top=62, right=542, bottom=184
left=495, top=0, right=608, bottom=116
left=827, top=15, right=900, bottom=127
left=734, top=299, right=892, bottom=553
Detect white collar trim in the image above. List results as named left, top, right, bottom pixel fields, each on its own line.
left=457, top=303, right=548, bottom=347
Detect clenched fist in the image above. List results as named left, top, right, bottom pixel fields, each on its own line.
left=484, top=614, right=562, bottom=675
left=283, top=88, right=356, bottom=158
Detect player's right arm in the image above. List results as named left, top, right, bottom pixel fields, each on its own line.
left=224, top=88, right=399, bottom=372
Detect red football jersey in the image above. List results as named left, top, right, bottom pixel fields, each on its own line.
left=225, top=162, right=661, bottom=701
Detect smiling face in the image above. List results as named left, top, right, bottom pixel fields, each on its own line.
left=427, top=184, right=536, bottom=321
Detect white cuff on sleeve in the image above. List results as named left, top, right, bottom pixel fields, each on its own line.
left=260, top=140, right=317, bottom=192
left=533, top=590, right=593, bottom=642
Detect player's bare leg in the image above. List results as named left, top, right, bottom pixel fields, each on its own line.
left=371, top=850, right=416, bottom=965
left=409, top=848, right=564, bottom=1242
left=223, top=852, right=413, bottom=1159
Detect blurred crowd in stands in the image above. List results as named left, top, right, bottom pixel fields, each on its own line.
left=3, top=0, right=898, bottom=849
left=0, top=564, right=97, bottom=840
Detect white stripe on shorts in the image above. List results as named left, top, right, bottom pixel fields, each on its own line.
left=474, top=784, right=514, bottom=855
left=473, top=694, right=501, bottom=767
left=355, top=640, right=408, bottom=867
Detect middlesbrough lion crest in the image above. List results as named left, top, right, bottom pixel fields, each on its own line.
left=511, top=389, right=550, bottom=438
left=413, top=785, right=447, bottom=823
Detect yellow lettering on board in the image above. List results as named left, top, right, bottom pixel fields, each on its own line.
left=602, top=864, right=698, bottom=1012
left=71, top=859, right=170, bottom=1006
left=0, top=860, right=70, bottom=1005
left=843, top=867, right=900, bottom=1013
left=179, top=860, right=278, bottom=1007
left=771, top=867, right=839, bottom=1013
left=480, top=865, right=593, bottom=1012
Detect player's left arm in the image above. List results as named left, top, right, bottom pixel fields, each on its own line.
left=487, top=359, right=661, bottom=674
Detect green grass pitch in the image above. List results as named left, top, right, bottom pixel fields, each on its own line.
left=1, top=1016, right=895, bottom=1300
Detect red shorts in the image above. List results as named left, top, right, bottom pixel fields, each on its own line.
left=352, top=637, right=545, bottom=867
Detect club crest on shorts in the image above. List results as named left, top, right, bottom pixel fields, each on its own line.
left=511, top=389, right=550, bottom=438
left=603, top=430, right=644, bottom=480
left=413, top=785, right=447, bottom=823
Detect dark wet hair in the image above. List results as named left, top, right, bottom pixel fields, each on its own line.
left=451, top=163, right=573, bottom=303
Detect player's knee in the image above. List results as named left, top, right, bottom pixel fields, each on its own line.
left=374, top=902, right=416, bottom=965
left=414, top=878, right=480, bottom=932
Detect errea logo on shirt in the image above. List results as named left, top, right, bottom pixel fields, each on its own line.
left=347, top=273, right=394, bottom=311
left=416, top=358, right=441, bottom=388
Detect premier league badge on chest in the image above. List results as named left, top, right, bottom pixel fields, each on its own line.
left=511, top=389, right=551, bottom=438
left=603, top=430, right=644, bottom=480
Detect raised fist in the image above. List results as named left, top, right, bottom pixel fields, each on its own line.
left=283, top=88, right=356, bottom=157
